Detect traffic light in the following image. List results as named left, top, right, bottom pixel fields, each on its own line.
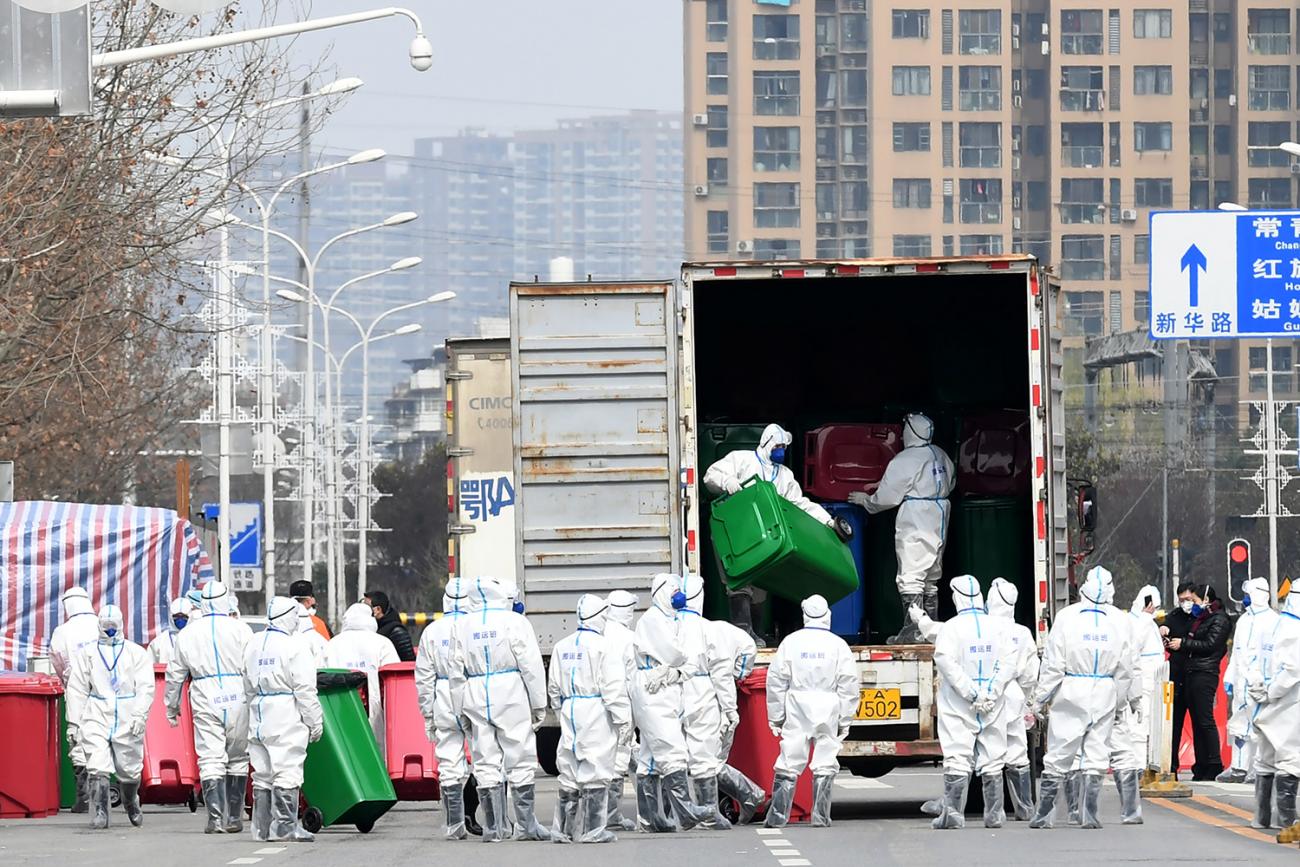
left=1227, top=538, right=1251, bottom=602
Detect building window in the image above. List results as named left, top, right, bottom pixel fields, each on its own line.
left=892, top=9, right=930, bottom=39
left=841, top=70, right=868, bottom=107
left=841, top=13, right=867, bottom=50
left=893, top=178, right=932, bottom=209
left=706, top=0, right=727, bottom=42
left=1214, top=124, right=1232, bottom=155
left=1027, top=181, right=1048, bottom=211
left=816, top=127, right=837, bottom=162
left=893, top=234, right=932, bottom=256
left=959, top=123, right=1001, bottom=168
left=1248, top=178, right=1293, bottom=208
left=1064, top=291, right=1104, bottom=335
left=959, top=66, right=1002, bottom=110
left=1133, top=9, right=1171, bottom=39
left=1249, top=346, right=1295, bottom=393
left=959, top=9, right=1001, bottom=55
left=1060, top=66, right=1104, bottom=111
left=959, top=178, right=1002, bottom=224
left=754, top=127, right=800, bottom=173
left=753, top=182, right=801, bottom=229
left=753, top=238, right=800, bottom=260
left=1190, top=68, right=1209, bottom=100
left=1134, top=234, right=1150, bottom=264
left=1249, top=122, right=1292, bottom=167
left=706, top=210, right=729, bottom=254
left=754, top=71, right=800, bottom=116
left=1190, top=125, right=1208, bottom=156
left=892, top=66, right=932, bottom=96
left=816, top=183, right=837, bottom=220
left=1247, top=9, right=1290, bottom=55
left=1060, top=122, right=1104, bottom=167
left=1061, top=235, right=1105, bottom=281
left=1133, top=66, right=1173, bottom=95
left=707, top=157, right=727, bottom=185
left=842, top=181, right=869, bottom=218
left=1060, top=178, right=1105, bottom=224
left=1134, top=292, right=1150, bottom=324
left=706, top=53, right=728, bottom=95
left=1027, top=125, right=1047, bottom=157
left=841, top=125, right=868, bottom=163
left=706, top=105, right=727, bottom=148
left=1134, top=178, right=1173, bottom=208
left=893, top=122, right=931, bottom=152
left=960, top=234, right=1004, bottom=255
left=1061, top=9, right=1103, bottom=54
left=1214, top=68, right=1232, bottom=99
left=1134, top=122, right=1172, bottom=152
left=1248, top=65, right=1290, bottom=111
left=754, top=14, right=800, bottom=60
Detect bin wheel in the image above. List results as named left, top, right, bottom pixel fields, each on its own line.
left=187, top=791, right=198, bottom=813
left=302, top=806, right=323, bottom=834
left=109, top=783, right=122, bottom=809
left=719, top=795, right=740, bottom=825
left=356, top=818, right=375, bottom=834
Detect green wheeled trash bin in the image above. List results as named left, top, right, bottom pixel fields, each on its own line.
left=301, top=670, right=397, bottom=834
left=709, top=477, right=858, bottom=605
left=58, top=697, right=76, bottom=810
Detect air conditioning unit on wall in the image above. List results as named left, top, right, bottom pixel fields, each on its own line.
left=693, top=184, right=709, bottom=197
left=736, top=239, right=754, bottom=254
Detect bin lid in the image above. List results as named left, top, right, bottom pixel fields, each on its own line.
left=0, top=672, right=63, bottom=695
left=378, top=661, right=416, bottom=678
left=736, top=667, right=768, bottom=695
left=316, top=668, right=367, bottom=692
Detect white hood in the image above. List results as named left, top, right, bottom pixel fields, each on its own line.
left=801, top=594, right=831, bottom=629
left=951, top=574, right=984, bottom=613
left=1081, top=566, right=1113, bottom=605
left=266, top=596, right=299, bottom=634
left=1245, top=577, right=1271, bottom=612
left=1130, top=584, right=1161, bottom=616
left=988, top=577, right=1017, bottom=620
left=606, top=590, right=638, bottom=628
left=903, top=413, right=935, bottom=449
left=342, top=602, right=378, bottom=633
left=577, top=593, right=609, bottom=634
left=757, top=423, right=792, bottom=464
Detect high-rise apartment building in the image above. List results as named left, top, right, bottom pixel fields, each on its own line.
left=683, top=0, right=1300, bottom=427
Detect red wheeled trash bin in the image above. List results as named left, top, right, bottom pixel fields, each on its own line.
left=0, top=673, right=62, bottom=818
left=379, top=662, right=439, bottom=800
left=803, top=423, right=903, bottom=502
left=726, top=668, right=813, bottom=822
left=140, top=664, right=200, bottom=810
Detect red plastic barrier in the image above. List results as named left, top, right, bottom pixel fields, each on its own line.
left=0, top=673, right=62, bottom=818
left=728, top=668, right=813, bottom=822
left=804, top=424, right=903, bottom=502
left=1176, top=655, right=1232, bottom=772
left=140, top=664, right=200, bottom=806
left=378, top=662, right=439, bottom=801
left=956, top=410, right=1031, bottom=497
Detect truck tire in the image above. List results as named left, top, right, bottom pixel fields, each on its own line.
left=536, top=725, right=560, bottom=777
left=843, top=759, right=896, bottom=779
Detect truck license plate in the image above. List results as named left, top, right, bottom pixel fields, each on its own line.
left=855, top=688, right=902, bottom=721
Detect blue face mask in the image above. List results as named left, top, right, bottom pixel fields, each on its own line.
left=104, top=628, right=117, bottom=639
left=1243, top=594, right=1252, bottom=610
left=512, top=601, right=525, bottom=615
left=671, top=591, right=687, bottom=610
left=173, top=616, right=189, bottom=630
left=769, top=446, right=786, bottom=464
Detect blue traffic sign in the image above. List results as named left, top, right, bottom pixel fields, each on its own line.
left=200, top=501, right=263, bottom=568
left=1150, top=209, right=1300, bottom=339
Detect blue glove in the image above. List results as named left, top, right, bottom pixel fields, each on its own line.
left=1225, top=683, right=1233, bottom=699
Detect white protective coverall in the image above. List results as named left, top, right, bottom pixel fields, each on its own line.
left=703, top=423, right=833, bottom=527
left=451, top=577, right=549, bottom=841
left=764, top=594, right=858, bottom=828
left=1111, top=584, right=1165, bottom=771
left=415, top=578, right=475, bottom=839
left=325, top=602, right=399, bottom=750
left=50, top=586, right=101, bottom=775
left=547, top=593, right=632, bottom=843
left=987, top=578, right=1039, bottom=822
left=706, top=617, right=764, bottom=824
left=149, top=598, right=194, bottom=665
left=243, top=596, right=322, bottom=843
left=602, top=589, right=640, bottom=831
left=851, top=413, right=955, bottom=616
left=165, top=579, right=253, bottom=833
left=1247, top=587, right=1300, bottom=833
left=1029, top=566, right=1133, bottom=830
left=1223, top=577, right=1277, bottom=779
left=296, top=604, right=329, bottom=666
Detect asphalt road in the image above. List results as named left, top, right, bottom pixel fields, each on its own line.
left=2, top=769, right=1295, bottom=867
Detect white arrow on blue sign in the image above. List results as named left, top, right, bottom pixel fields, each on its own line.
left=1150, top=209, right=1300, bottom=339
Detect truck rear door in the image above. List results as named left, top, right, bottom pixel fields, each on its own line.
left=509, top=281, right=681, bottom=650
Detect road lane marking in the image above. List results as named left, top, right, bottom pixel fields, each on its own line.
left=1147, top=797, right=1276, bottom=845
left=228, top=860, right=262, bottom=865
left=763, top=838, right=789, bottom=846
left=835, top=778, right=891, bottom=790
left=778, top=860, right=811, bottom=867
left=253, top=849, right=286, bottom=855
left=772, top=849, right=801, bottom=857
left=1191, top=795, right=1255, bottom=823
left=756, top=828, right=783, bottom=835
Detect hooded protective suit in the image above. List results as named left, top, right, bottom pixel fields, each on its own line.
left=765, top=595, right=857, bottom=828
left=243, top=596, right=322, bottom=842
left=1109, top=584, right=1165, bottom=772
left=602, top=589, right=640, bottom=831
left=1030, top=566, right=1133, bottom=829
left=851, top=413, right=955, bottom=613
left=677, top=574, right=734, bottom=779
left=703, top=423, right=833, bottom=527
left=1248, top=588, right=1300, bottom=778
left=296, top=604, right=329, bottom=665
left=326, top=602, right=399, bottom=750
left=150, top=598, right=193, bottom=665
left=633, top=574, right=691, bottom=777
left=1223, top=578, right=1277, bottom=778
left=706, top=617, right=763, bottom=824
left=986, top=579, right=1039, bottom=768
left=50, top=586, right=101, bottom=778
left=165, top=579, right=253, bottom=832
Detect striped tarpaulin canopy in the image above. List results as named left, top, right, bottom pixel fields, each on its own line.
left=0, top=502, right=214, bottom=671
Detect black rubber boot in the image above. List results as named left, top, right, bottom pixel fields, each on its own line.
left=636, top=774, right=676, bottom=833
left=89, top=774, right=111, bottom=830
left=72, top=766, right=89, bottom=814
left=201, top=777, right=226, bottom=834
left=252, top=787, right=272, bottom=842
left=1030, top=774, right=1061, bottom=829
left=1254, top=773, right=1275, bottom=830
left=764, top=774, right=796, bottom=829
left=982, top=772, right=1005, bottom=829
left=120, top=779, right=144, bottom=828
left=223, top=774, right=246, bottom=833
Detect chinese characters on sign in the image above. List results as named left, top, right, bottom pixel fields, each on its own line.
left=460, top=475, right=516, bottom=522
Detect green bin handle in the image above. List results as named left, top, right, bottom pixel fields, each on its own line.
left=710, top=474, right=766, bottom=511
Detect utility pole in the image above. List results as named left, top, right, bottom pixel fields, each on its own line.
left=297, top=83, right=314, bottom=590
left=1265, top=338, right=1280, bottom=602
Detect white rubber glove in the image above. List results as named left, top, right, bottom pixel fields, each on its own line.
left=165, top=708, right=179, bottom=728
left=66, top=725, right=79, bottom=748
left=721, top=709, right=740, bottom=738
left=424, top=717, right=437, bottom=743
left=309, top=725, right=323, bottom=744
left=128, top=716, right=147, bottom=739
left=531, top=707, right=547, bottom=731
left=847, top=491, right=871, bottom=508
left=769, top=720, right=784, bottom=738
left=723, top=477, right=742, bottom=495
left=1249, top=682, right=1270, bottom=705
left=618, top=724, right=636, bottom=748
left=1022, top=711, right=1037, bottom=729
left=907, top=603, right=925, bottom=625
left=837, top=721, right=851, bottom=739
left=973, top=697, right=997, bottom=716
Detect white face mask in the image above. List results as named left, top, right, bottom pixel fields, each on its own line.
left=1180, top=599, right=1194, bottom=614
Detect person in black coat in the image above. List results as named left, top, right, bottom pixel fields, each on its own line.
left=1160, top=581, right=1230, bottom=781
left=364, top=590, right=416, bottom=662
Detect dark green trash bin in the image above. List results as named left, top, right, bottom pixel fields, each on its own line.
left=302, top=670, right=397, bottom=834
left=943, top=495, right=1033, bottom=622
left=59, top=697, right=75, bottom=809
left=709, top=477, right=858, bottom=605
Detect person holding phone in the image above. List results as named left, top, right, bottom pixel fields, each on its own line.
left=1161, top=581, right=1230, bottom=781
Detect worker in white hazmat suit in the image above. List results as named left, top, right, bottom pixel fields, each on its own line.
left=633, top=574, right=714, bottom=832
left=548, top=594, right=633, bottom=844
left=1028, top=566, right=1133, bottom=830
left=986, top=578, right=1040, bottom=822
left=49, top=585, right=101, bottom=813
left=929, top=576, right=1018, bottom=830
left=1220, top=577, right=1277, bottom=785
left=706, top=616, right=765, bottom=824
left=677, top=572, right=737, bottom=830
left=1103, top=584, right=1165, bottom=824
left=150, top=598, right=193, bottom=665
left=451, top=577, right=550, bottom=843
left=849, top=413, right=955, bottom=645
left=325, top=602, right=399, bottom=751
left=416, top=578, right=479, bottom=840
left=166, top=580, right=253, bottom=834
left=65, top=605, right=154, bottom=830
left=765, top=594, right=858, bottom=829
left=1247, top=586, right=1300, bottom=836
left=296, top=604, right=329, bottom=666
left=243, top=596, right=323, bottom=843
left=704, top=423, right=839, bottom=641
left=601, top=589, right=641, bottom=831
